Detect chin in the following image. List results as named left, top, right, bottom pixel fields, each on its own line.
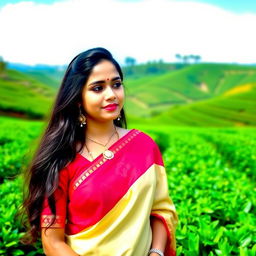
left=97, top=116, right=118, bottom=123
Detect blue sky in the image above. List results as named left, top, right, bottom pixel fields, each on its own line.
left=0, top=0, right=58, bottom=7
left=0, top=0, right=256, bottom=65
left=176, top=0, right=256, bottom=13
left=1, top=0, right=256, bottom=13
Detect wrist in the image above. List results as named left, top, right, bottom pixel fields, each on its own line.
left=148, top=248, right=164, bottom=256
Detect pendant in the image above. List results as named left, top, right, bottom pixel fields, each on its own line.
left=103, top=149, right=114, bottom=160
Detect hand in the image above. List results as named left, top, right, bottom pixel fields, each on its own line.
left=149, top=253, right=160, bottom=256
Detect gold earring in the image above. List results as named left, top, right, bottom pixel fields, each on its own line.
left=78, top=107, right=86, bottom=127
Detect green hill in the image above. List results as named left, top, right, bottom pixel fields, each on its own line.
left=1, top=62, right=256, bottom=126
left=23, top=70, right=61, bottom=88
left=125, top=63, right=256, bottom=117
left=0, top=69, right=56, bottom=118
left=149, top=82, right=256, bottom=127
left=8, top=63, right=65, bottom=88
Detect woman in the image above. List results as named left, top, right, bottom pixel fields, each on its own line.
left=23, top=47, right=178, bottom=256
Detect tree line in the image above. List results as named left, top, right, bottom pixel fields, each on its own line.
left=124, top=54, right=202, bottom=67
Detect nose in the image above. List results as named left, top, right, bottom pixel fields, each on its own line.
left=105, top=85, right=116, bottom=100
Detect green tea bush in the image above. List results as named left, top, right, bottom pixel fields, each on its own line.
left=198, top=129, right=256, bottom=180
left=0, top=117, right=256, bottom=255
left=0, top=117, right=43, bottom=181
left=0, top=177, right=43, bottom=255
left=164, top=131, right=256, bottom=255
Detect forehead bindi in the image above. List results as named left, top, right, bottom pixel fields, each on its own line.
left=92, top=60, right=118, bottom=75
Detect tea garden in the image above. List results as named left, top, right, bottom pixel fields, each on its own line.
left=0, top=116, right=255, bottom=255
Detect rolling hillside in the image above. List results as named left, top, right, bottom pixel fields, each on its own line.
left=1, top=62, right=256, bottom=126
left=0, top=69, right=56, bottom=118
left=125, top=63, right=256, bottom=117
left=149, top=83, right=256, bottom=127
left=8, top=63, right=65, bottom=88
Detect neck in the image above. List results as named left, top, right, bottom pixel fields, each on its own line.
left=85, top=119, right=117, bottom=140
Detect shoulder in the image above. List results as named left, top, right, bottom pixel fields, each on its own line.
left=129, top=128, right=159, bottom=148
left=131, top=128, right=164, bottom=164
left=117, top=127, right=158, bottom=150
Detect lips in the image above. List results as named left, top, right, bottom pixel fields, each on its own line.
left=103, top=103, right=118, bottom=109
left=103, top=103, right=118, bottom=111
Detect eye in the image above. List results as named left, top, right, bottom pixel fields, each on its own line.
left=92, top=86, right=103, bottom=92
left=113, top=81, right=122, bottom=88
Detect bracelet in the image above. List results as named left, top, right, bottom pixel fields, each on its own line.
left=148, top=248, right=164, bottom=256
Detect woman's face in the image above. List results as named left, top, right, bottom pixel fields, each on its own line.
left=81, top=60, right=125, bottom=123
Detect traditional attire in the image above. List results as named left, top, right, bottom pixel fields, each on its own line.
left=41, top=129, right=178, bottom=256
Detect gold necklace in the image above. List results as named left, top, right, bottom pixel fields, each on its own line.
left=85, top=126, right=119, bottom=161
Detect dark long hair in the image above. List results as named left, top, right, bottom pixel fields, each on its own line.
left=22, top=47, right=127, bottom=243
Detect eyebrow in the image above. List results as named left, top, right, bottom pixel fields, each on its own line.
left=88, top=76, right=121, bottom=87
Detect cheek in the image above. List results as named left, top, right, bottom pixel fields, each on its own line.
left=117, top=88, right=125, bottom=101
left=82, top=93, right=101, bottom=111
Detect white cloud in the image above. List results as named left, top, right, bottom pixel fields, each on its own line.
left=0, top=0, right=256, bottom=65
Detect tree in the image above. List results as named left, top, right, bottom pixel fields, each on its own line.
left=175, top=54, right=182, bottom=63
left=194, top=55, right=201, bottom=63
left=125, top=57, right=136, bottom=66
left=175, top=54, right=201, bottom=64
left=183, top=55, right=189, bottom=64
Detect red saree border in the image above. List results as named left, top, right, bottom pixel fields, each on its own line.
left=73, top=129, right=141, bottom=190
left=150, top=213, right=176, bottom=256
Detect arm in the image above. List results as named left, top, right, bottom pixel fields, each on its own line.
left=41, top=168, right=73, bottom=255
left=41, top=228, right=79, bottom=256
left=150, top=217, right=168, bottom=255
left=150, top=142, right=178, bottom=256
